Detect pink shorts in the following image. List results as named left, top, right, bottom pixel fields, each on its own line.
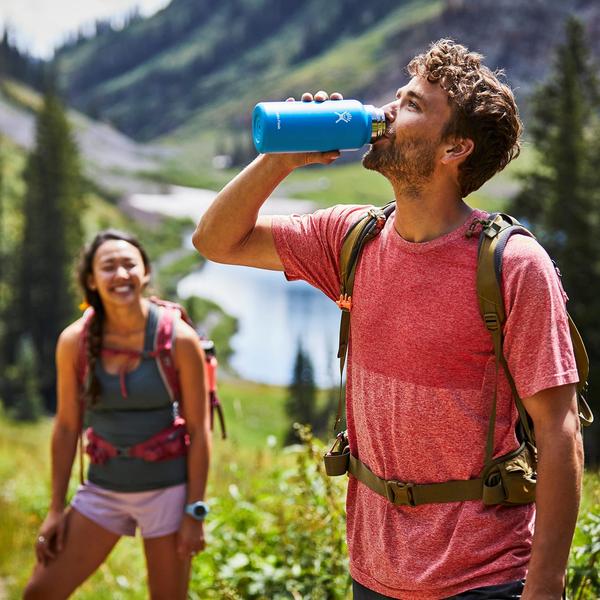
left=71, top=481, right=186, bottom=538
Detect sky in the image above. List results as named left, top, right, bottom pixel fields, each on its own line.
left=0, top=0, right=171, bottom=59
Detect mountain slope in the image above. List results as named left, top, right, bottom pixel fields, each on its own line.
left=54, top=0, right=600, bottom=144
left=0, top=79, right=172, bottom=193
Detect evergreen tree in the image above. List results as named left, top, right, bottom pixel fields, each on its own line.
left=285, top=342, right=317, bottom=444
left=9, top=335, right=43, bottom=421
left=509, top=18, right=600, bottom=464
left=0, top=138, right=4, bottom=375
left=15, top=84, right=84, bottom=409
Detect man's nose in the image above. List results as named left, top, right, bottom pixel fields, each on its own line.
left=380, top=100, right=398, bottom=123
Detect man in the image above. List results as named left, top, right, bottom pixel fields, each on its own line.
left=193, top=40, right=583, bottom=600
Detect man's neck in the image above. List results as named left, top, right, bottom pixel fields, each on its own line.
left=390, top=180, right=472, bottom=243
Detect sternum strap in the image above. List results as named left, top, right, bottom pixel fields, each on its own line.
left=348, top=454, right=483, bottom=506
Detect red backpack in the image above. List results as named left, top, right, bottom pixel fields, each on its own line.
left=75, top=297, right=226, bottom=481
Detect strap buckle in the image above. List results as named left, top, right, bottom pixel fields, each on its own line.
left=367, top=208, right=386, bottom=233
left=336, top=293, right=352, bottom=311
left=384, top=480, right=415, bottom=506
left=483, top=312, right=500, bottom=332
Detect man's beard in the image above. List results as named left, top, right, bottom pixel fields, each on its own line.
left=362, top=135, right=437, bottom=193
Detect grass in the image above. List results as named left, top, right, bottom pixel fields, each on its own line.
left=1, top=390, right=599, bottom=598
left=0, top=379, right=291, bottom=599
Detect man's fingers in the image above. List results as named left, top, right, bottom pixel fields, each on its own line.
left=309, top=150, right=340, bottom=165
left=314, top=90, right=329, bottom=102
left=286, top=97, right=295, bottom=102
left=301, top=92, right=314, bottom=102
left=330, top=92, right=344, bottom=100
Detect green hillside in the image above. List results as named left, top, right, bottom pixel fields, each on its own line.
left=54, top=0, right=600, bottom=145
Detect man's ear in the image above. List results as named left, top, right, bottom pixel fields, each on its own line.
left=441, top=138, right=474, bottom=165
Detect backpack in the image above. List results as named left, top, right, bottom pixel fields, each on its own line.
left=324, top=204, right=593, bottom=507
left=75, top=296, right=226, bottom=482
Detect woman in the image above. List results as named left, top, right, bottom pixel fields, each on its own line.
left=24, top=230, right=211, bottom=599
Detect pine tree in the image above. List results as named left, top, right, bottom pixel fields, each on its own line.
left=509, top=18, right=600, bottom=464
left=285, top=342, right=317, bottom=444
left=0, top=138, right=5, bottom=374
left=9, top=335, right=43, bottom=421
left=16, top=84, right=84, bottom=408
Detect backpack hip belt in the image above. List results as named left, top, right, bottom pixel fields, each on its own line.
left=325, top=431, right=537, bottom=506
left=85, top=417, right=189, bottom=465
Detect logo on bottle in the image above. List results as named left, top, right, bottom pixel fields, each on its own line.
left=335, top=111, right=352, bottom=124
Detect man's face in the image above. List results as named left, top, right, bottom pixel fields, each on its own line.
left=362, top=76, right=453, bottom=189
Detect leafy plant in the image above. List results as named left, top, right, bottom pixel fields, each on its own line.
left=567, top=508, right=600, bottom=600
left=191, top=425, right=350, bottom=599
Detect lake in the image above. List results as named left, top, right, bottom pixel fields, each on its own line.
left=127, top=185, right=342, bottom=387
left=177, top=261, right=342, bottom=388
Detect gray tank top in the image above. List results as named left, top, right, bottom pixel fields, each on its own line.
left=86, top=302, right=187, bottom=492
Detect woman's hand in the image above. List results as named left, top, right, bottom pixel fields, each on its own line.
left=176, top=517, right=206, bottom=560
left=35, top=508, right=69, bottom=566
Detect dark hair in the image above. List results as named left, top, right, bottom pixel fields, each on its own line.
left=77, top=230, right=151, bottom=405
left=407, top=39, right=523, bottom=197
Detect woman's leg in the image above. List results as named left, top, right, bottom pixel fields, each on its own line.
left=23, top=508, right=121, bottom=600
left=143, top=533, right=192, bottom=600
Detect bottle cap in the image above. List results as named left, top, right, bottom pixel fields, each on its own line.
left=366, top=106, right=387, bottom=142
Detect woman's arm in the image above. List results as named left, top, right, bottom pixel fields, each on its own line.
left=173, top=319, right=211, bottom=558
left=36, top=323, right=83, bottom=564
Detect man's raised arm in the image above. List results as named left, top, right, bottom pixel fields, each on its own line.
left=192, top=92, right=341, bottom=270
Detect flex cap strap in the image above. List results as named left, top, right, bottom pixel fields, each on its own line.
left=348, top=454, right=483, bottom=505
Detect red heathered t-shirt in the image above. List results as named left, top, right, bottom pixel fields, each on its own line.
left=271, top=204, right=578, bottom=600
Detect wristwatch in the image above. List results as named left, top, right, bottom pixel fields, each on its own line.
left=184, top=501, right=209, bottom=521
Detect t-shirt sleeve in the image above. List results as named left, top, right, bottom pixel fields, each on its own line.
left=271, top=204, right=371, bottom=302
left=501, top=235, right=579, bottom=399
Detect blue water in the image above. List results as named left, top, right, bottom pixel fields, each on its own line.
left=177, top=262, right=341, bottom=387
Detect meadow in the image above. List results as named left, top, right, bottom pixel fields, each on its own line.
left=1, top=379, right=599, bottom=599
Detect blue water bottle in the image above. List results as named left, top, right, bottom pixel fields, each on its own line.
left=252, top=99, right=386, bottom=153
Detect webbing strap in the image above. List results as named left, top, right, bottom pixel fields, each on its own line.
left=476, top=215, right=536, bottom=446
left=348, top=454, right=483, bottom=505
left=334, top=203, right=395, bottom=431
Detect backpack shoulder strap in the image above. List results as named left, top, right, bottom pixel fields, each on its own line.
left=149, top=296, right=194, bottom=328
left=477, top=213, right=593, bottom=437
left=333, top=202, right=395, bottom=431
left=476, top=213, right=536, bottom=449
left=150, top=299, right=182, bottom=403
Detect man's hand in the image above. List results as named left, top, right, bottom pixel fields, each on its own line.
left=266, top=90, right=345, bottom=170
left=193, top=88, right=345, bottom=269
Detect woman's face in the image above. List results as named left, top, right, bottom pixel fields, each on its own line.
left=87, top=240, right=150, bottom=307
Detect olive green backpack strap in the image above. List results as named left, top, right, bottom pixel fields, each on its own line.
left=332, top=202, right=396, bottom=431
left=476, top=213, right=593, bottom=462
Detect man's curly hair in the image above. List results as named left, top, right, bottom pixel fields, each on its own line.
left=407, top=39, right=522, bottom=197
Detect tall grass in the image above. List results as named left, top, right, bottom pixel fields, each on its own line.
left=1, top=393, right=598, bottom=599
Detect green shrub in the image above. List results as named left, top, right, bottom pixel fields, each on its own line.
left=567, top=507, right=600, bottom=600
left=191, top=426, right=350, bottom=599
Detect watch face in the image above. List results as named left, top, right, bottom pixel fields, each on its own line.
left=187, top=501, right=209, bottom=520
